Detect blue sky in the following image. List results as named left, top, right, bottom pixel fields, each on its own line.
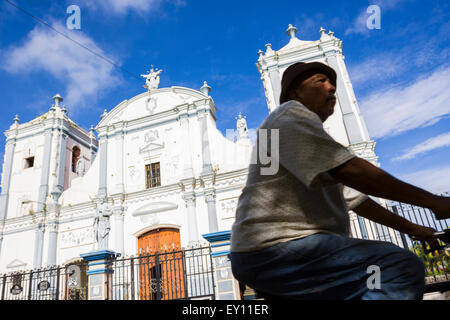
left=0, top=0, right=449, bottom=194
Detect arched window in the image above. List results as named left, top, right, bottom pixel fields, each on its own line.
left=72, top=146, right=81, bottom=173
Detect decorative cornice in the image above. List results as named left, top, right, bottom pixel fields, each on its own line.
left=80, top=250, right=118, bottom=262
left=203, top=230, right=231, bottom=243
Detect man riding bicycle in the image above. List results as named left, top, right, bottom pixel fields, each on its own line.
left=230, top=62, right=450, bottom=300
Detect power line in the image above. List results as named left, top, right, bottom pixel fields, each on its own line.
left=3, top=0, right=142, bottom=81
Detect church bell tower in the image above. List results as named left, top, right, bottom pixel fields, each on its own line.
left=256, top=24, right=379, bottom=165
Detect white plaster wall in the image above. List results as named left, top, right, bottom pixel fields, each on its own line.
left=209, top=128, right=252, bottom=174
left=123, top=122, right=182, bottom=194
left=106, top=136, right=118, bottom=192
left=217, top=190, right=243, bottom=231
left=324, top=99, right=351, bottom=147
left=0, top=230, right=35, bottom=271
left=189, top=115, right=203, bottom=177
left=57, top=217, right=95, bottom=265
left=7, top=135, right=45, bottom=219
left=59, top=155, right=99, bottom=207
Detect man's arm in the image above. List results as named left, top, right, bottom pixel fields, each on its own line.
left=353, top=198, right=440, bottom=248
left=329, top=157, right=450, bottom=220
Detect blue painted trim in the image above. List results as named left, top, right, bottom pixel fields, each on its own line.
left=202, top=230, right=231, bottom=243
left=211, top=250, right=230, bottom=257
left=80, top=250, right=117, bottom=262
left=88, top=261, right=107, bottom=267
left=211, top=242, right=230, bottom=248
left=87, top=269, right=114, bottom=275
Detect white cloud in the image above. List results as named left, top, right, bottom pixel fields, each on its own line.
left=359, top=65, right=450, bottom=139
left=394, top=132, right=450, bottom=161
left=79, top=0, right=186, bottom=15
left=398, top=165, right=450, bottom=194
left=348, top=53, right=407, bottom=87
left=1, top=22, right=120, bottom=111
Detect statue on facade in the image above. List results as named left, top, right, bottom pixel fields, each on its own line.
left=93, top=198, right=113, bottom=250
left=141, top=66, right=163, bottom=91
left=236, top=112, right=248, bottom=139
left=76, top=158, right=85, bottom=177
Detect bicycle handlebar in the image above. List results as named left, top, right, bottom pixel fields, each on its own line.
left=411, top=229, right=449, bottom=253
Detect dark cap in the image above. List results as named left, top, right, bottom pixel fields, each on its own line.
left=279, top=62, right=337, bottom=105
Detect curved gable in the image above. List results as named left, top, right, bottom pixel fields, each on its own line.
left=98, top=87, right=208, bottom=127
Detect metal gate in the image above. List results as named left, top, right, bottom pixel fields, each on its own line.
left=111, top=245, right=215, bottom=300
left=0, top=262, right=88, bottom=300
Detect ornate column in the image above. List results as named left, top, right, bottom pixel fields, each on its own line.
left=325, top=53, right=369, bottom=145
left=0, top=121, right=18, bottom=257
left=33, top=222, right=45, bottom=269
left=198, top=110, right=213, bottom=175
left=46, top=220, right=59, bottom=266
left=0, top=137, right=17, bottom=220
left=179, top=115, right=194, bottom=179
left=38, top=128, right=54, bottom=212
left=205, top=193, right=219, bottom=233
left=183, top=193, right=199, bottom=243
left=52, top=131, right=68, bottom=199
left=89, top=126, right=97, bottom=164
left=113, top=206, right=125, bottom=255
left=114, top=128, right=125, bottom=195
left=97, top=132, right=108, bottom=199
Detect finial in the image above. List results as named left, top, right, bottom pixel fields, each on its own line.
left=61, top=105, right=67, bottom=115
left=328, top=30, right=335, bottom=37
left=200, top=81, right=212, bottom=96
left=13, top=114, right=19, bottom=125
left=286, top=24, right=298, bottom=39
left=52, top=94, right=63, bottom=108
left=101, top=109, right=108, bottom=119
left=257, top=49, right=264, bottom=57
left=319, top=27, right=326, bottom=35
left=265, top=43, right=273, bottom=54
left=90, top=125, right=94, bottom=132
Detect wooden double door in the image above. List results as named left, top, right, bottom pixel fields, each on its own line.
left=137, top=228, right=185, bottom=300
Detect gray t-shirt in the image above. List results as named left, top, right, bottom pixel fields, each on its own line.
left=230, top=100, right=368, bottom=253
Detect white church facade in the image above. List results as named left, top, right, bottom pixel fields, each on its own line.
left=0, top=25, right=389, bottom=280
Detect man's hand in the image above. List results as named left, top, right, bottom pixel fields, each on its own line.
left=353, top=198, right=443, bottom=253
left=406, top=224, right=441, bottom=253
left=429, top=196, right=450, bottom=220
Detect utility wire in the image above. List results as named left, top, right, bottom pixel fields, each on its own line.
left=3, top=0, right=142, bottom=81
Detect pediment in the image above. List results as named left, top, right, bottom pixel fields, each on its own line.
left=7, top=259, right=27, bottom=269
left=98, top=86, right=208, bottom=127
left=139, top=142, right=165, bottom=154
left=132, top=201, right=178, bottom=217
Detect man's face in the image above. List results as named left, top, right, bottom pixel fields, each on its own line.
left=291, top=73, right=337, bottom=122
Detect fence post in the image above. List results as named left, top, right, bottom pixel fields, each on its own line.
left=28, top=270, right=33, bottom=300
left=1, top=275, right=6, bottom=300
left=130, top=258, right=135, bottom=300
left=55, top=267, right=60, bottom=300
left=80, top=250, right=118, bottom=300
left=202, top=231, right=240, bottom=300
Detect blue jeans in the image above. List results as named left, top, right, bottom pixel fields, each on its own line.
left=230, top=233, right=426, bottom=300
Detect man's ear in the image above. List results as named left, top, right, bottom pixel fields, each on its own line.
left=290, top=87, right=303, bottom=101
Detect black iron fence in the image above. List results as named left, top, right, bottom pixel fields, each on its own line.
left=1, top=196, right=448, bottom=300
left=349, top=196, right=450, bottom=288
left=0, top=261, right=88, bottom=300
left=111, top=245, right=215, bottom=300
